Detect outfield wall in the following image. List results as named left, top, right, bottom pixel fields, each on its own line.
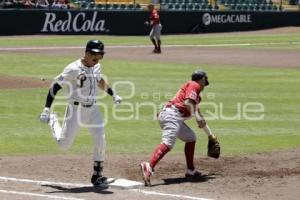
left=1, top=9, right=300, bottom=35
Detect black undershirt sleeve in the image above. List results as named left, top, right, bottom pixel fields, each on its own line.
left=106, top=87, right=114, bottom=97
left=45, top=83, right=62, bottom=108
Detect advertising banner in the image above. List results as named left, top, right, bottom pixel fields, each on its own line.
left=0, top=10, right=299, bottom=35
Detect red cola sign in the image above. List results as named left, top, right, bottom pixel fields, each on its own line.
left=41, top=11, right=107, bottom=33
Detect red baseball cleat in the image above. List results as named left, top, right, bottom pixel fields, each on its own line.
left=140, top=162, right=153, bottom=186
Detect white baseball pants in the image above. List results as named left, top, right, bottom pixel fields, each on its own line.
left=150, top=23, right=162, bottom=40
left=49, top=103, right=105, bottom=161
left=158, top=107, right=196, bottom=148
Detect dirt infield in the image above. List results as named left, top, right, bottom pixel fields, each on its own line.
left=107, top=47, right=300, bottom=68
left=0, top=75, right=51, bottom=89
left=0, top=148, right=300, bottom=200
left=1, top=28, right=300, bottom=199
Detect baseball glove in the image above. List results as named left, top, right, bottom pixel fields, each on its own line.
left=207, top=135, right=220, bottom=159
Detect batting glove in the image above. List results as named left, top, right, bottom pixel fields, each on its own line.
left=39, top=107, right=50, bottom=123
left=113, top=94, right=122, bottom=105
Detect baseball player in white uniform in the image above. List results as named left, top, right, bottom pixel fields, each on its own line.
left=39, top=40, right=122, bottom=187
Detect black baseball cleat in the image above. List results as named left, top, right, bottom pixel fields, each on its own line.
left=185, top=169, right=202, bottom=178
left=152, top=48, right=161, bottom=54
left=157, top=47, right=161, bottom=54
left=91, top=175, right=115, bottom=188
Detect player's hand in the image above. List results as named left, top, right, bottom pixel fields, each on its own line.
left=144, top=21, right=150, bottom=26
left=113, top=95, right=122, bottom=105
left=39, top=107, right=50, bottom=123
left=196, top=118, right=206, bottom=128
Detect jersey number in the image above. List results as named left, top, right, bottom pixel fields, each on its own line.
left=78, top=74, right=86, bottom=88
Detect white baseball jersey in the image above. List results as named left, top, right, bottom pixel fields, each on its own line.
left=55, top=59, right=102, bottom=105
left=49, top=59, right=106, bottom=162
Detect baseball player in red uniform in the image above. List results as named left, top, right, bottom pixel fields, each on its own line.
left=39, top=40, right=122, bottom=188
left=140, top=70, right=217, bottom=186
left=146, top=4, right=162, bottom=53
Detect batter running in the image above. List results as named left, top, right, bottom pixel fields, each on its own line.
left=140, top=70, right=217, bottom=186
left=39, top=40, right=122, bottom=188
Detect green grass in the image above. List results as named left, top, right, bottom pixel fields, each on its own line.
left=0, top=53, right=300, bottom=156
left=0, top=33, right=300, bottom=49
left=0, top=34, right=300, bottom=157
left=0, top=54, right=74, bottom=79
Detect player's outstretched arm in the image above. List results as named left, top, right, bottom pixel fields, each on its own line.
left=195, top=107, right=217, bottom=138
left=195, top=108, right=207, bottom=129
left=98, top=79, right=122, bottom=104
left=184, top=99, right=208, bottom=128
left=189, top=102, right=220, bottom=158
left=195, top=107, right=220, bottom=158
left=39, top=82, right=62, bottom=123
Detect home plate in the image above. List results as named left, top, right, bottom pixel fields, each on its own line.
left=109, top=179, right=143, bottom=189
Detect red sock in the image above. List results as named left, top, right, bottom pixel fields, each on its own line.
left=150, top=143, right=170, bottom=168
left=185, top=141, right=196, bottom=170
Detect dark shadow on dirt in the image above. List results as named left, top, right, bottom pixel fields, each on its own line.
left=42, top=184, right=114, bottom=194
left=152, top=174, right=216, bottom=187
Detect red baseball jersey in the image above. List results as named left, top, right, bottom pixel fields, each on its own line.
left=166, top=81, right=202, bottom=117
left=150, top=9, right=160, bottom=25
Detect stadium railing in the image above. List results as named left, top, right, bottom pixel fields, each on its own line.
left=0, top=0, right=299, bottom=11
left=71, top=0, right=299, bottom=11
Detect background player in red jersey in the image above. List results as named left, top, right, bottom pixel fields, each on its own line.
left=146, top=4, right=162, bottom=53
left=140, top=70, right=218, bottom=186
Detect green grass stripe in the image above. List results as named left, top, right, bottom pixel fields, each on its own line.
left=0, top=34, right=300, bottom=49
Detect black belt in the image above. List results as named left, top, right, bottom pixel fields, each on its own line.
left=73, top=101, right=93, bottom=108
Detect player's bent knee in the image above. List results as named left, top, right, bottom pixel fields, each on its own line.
left=163, top=143, right=173, bottom=150
left=188, top=136, right=197, bottom=143
left=162, top=137, right=176, bottom=149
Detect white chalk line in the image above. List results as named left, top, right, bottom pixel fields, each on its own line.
left=0, top=176, right=90, bottom=187
left=0, top=190, right=84, bottom=200
left=0, top=176, right=213, bottom=200
left=0, top=176, right=88, bottom=200
left=129, top=189, right=214, bottom=200
left=0, top=41, right=299, bottom=51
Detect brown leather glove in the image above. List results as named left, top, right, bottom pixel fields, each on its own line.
left=207, top=135, right=220, bottom=159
